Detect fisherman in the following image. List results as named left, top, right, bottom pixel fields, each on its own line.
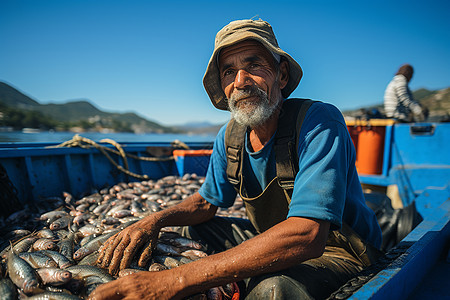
left=384, top=64, right=427, bottom=122
left=91, top=19, right=382, bottom=300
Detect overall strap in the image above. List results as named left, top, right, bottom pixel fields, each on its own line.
left=225, top=98, right=315, bottom=192
left=274, top=99, right=314, bottom=190
left=225, top=119, right=247, bottom=189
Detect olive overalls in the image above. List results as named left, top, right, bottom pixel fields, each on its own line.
left=183, top=99, right=382, bottom=299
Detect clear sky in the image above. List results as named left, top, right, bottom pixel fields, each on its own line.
left=1, top=0, right=449, bottom=126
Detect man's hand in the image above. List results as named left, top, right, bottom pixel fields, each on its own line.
left=96, top=193, right=216, bottom=276
left=88, top=271, right=181, bottom=300
left=97, top=218, right=159, bottom=275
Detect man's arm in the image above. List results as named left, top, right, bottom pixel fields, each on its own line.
left=97, top=192, right=218, bottom=275
left=394, top=76, right=423, bottom=115
left=90, top=216, right=330, bottom=300
left=174, top=217, right=330, bottom=297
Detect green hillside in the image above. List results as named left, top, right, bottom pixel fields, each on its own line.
left=0, top=82, right=40, bottom=108
left=38, top=101, right=105, bottom=122
left=0, top=82, right=178, bottom=133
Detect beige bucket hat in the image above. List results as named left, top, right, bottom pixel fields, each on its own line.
left=203, top=19, right=303, bottom=111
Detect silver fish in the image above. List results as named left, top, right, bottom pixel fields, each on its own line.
left=180, top=249, right=208, bottom=261
left=118, top=268, right=143, bottom=277
left=14, top=236, right=39, bottom=253
left=77, top=224, right=103, bottom=237
left=73, top=230, right=118, bottom=261
left=167, top=236, right=205, bottom=250
left=50, top=216, right=73, bottom=231
left=36, top=229, right=56, bottom=239
left=36, top=267, right=72, bottom=286
left=19, top=252, right=58, bottom=269
left=148, top=262, right=168, bottom=272
left=66, top=265, right=114, bottom=283
left=72, top=213, right=93, bottom=226
left=39, top=211, right=68, bottom=223
left=58, top=232, right=76, bottom=264
left=0, top=236, right=38, bottom=259
left=6, top=249, right=41, bottom=294
left=33, top=238, right=57, bottom=251
left=24, top=291, right=81, bottom=299
left=155, top=243, right=183, bottom=256
left=112, top=209, right=133, bottom=218
left=81, top=275, right=104, bottom=298
left=153, top=255, right=182, bottom=269
left=40, top=250, right=73, bottom=269
left=77, top=252, right=99, bottom=266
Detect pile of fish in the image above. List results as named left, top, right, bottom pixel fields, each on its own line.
left=0, top=174, right=246, bottom=299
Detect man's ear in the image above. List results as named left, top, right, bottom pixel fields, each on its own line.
left=278, top=60, right=289, bottom=89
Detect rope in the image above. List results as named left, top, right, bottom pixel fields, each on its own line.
left=48, top=135, right=177, bottom=180
left=101, top=138, right=130, bottom=171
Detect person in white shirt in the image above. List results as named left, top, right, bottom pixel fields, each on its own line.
left=384, top=64, right=426, bottom=122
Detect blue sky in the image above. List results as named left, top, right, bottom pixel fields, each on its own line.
left=1, top=0, right=449, bottom=126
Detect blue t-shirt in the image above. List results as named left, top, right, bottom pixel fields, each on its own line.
left=199, top=101, right=382, bottom=248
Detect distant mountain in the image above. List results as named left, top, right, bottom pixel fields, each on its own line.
left=0, top=82, right=179, bottom=133
left=343, top=87, right=450, bottom=122
left=37, top=100, right=107, bottom=122
left=0, top=82, right=40, bottom=108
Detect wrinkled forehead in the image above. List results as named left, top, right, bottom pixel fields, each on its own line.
left=218, top=40, right=279, bottom=68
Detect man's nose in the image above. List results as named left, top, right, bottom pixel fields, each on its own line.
left=234, top=69, right=253, bottom=89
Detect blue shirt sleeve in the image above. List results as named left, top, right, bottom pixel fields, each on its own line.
left=287, top=103, right=350, bottom=227
left=287, top=102, right=382, bottom=248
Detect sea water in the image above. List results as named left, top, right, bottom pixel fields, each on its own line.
left=0, top=131, right=216, bottom=144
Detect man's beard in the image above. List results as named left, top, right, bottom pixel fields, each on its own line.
left=228, top=84, right=281, bottom=127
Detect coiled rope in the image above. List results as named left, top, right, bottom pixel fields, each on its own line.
left=48, top=134, right=188, bottom=180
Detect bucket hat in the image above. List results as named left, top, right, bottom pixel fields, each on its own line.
left=203, top=19, right=303, bottom=110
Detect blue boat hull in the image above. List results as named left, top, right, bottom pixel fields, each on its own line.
left=0, top=122, right=449, bottom=299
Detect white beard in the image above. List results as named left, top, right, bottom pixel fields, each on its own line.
left=228, top=84, right=281, bottom=127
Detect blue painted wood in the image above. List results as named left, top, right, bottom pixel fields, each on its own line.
left=1, top=131, right=449, bottom=298
left=408, top=248, right=450, bottom=299
left=381, top=124, right=393, bottom=177
left=88, top=153, right=96, bottom=192
left=358, top=174, right=392, bottom=187
left=24, top=156, right=36, bottom=203
left=349, top=199, right=450, bottom=299
left=0, top=142, right=208, bottom=201
left=137, top=152, right=144, bottom=176
left=357, top=123, right=450, bottom=218
left=63, top=154, right=73, bottom=195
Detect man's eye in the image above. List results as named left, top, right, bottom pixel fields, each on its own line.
left=249, top=63, right=260, bottom=69
left=223, top=69, right=234, bottom=77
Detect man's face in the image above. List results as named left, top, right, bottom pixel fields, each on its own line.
left=218, top=40, right=288, bottom=127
